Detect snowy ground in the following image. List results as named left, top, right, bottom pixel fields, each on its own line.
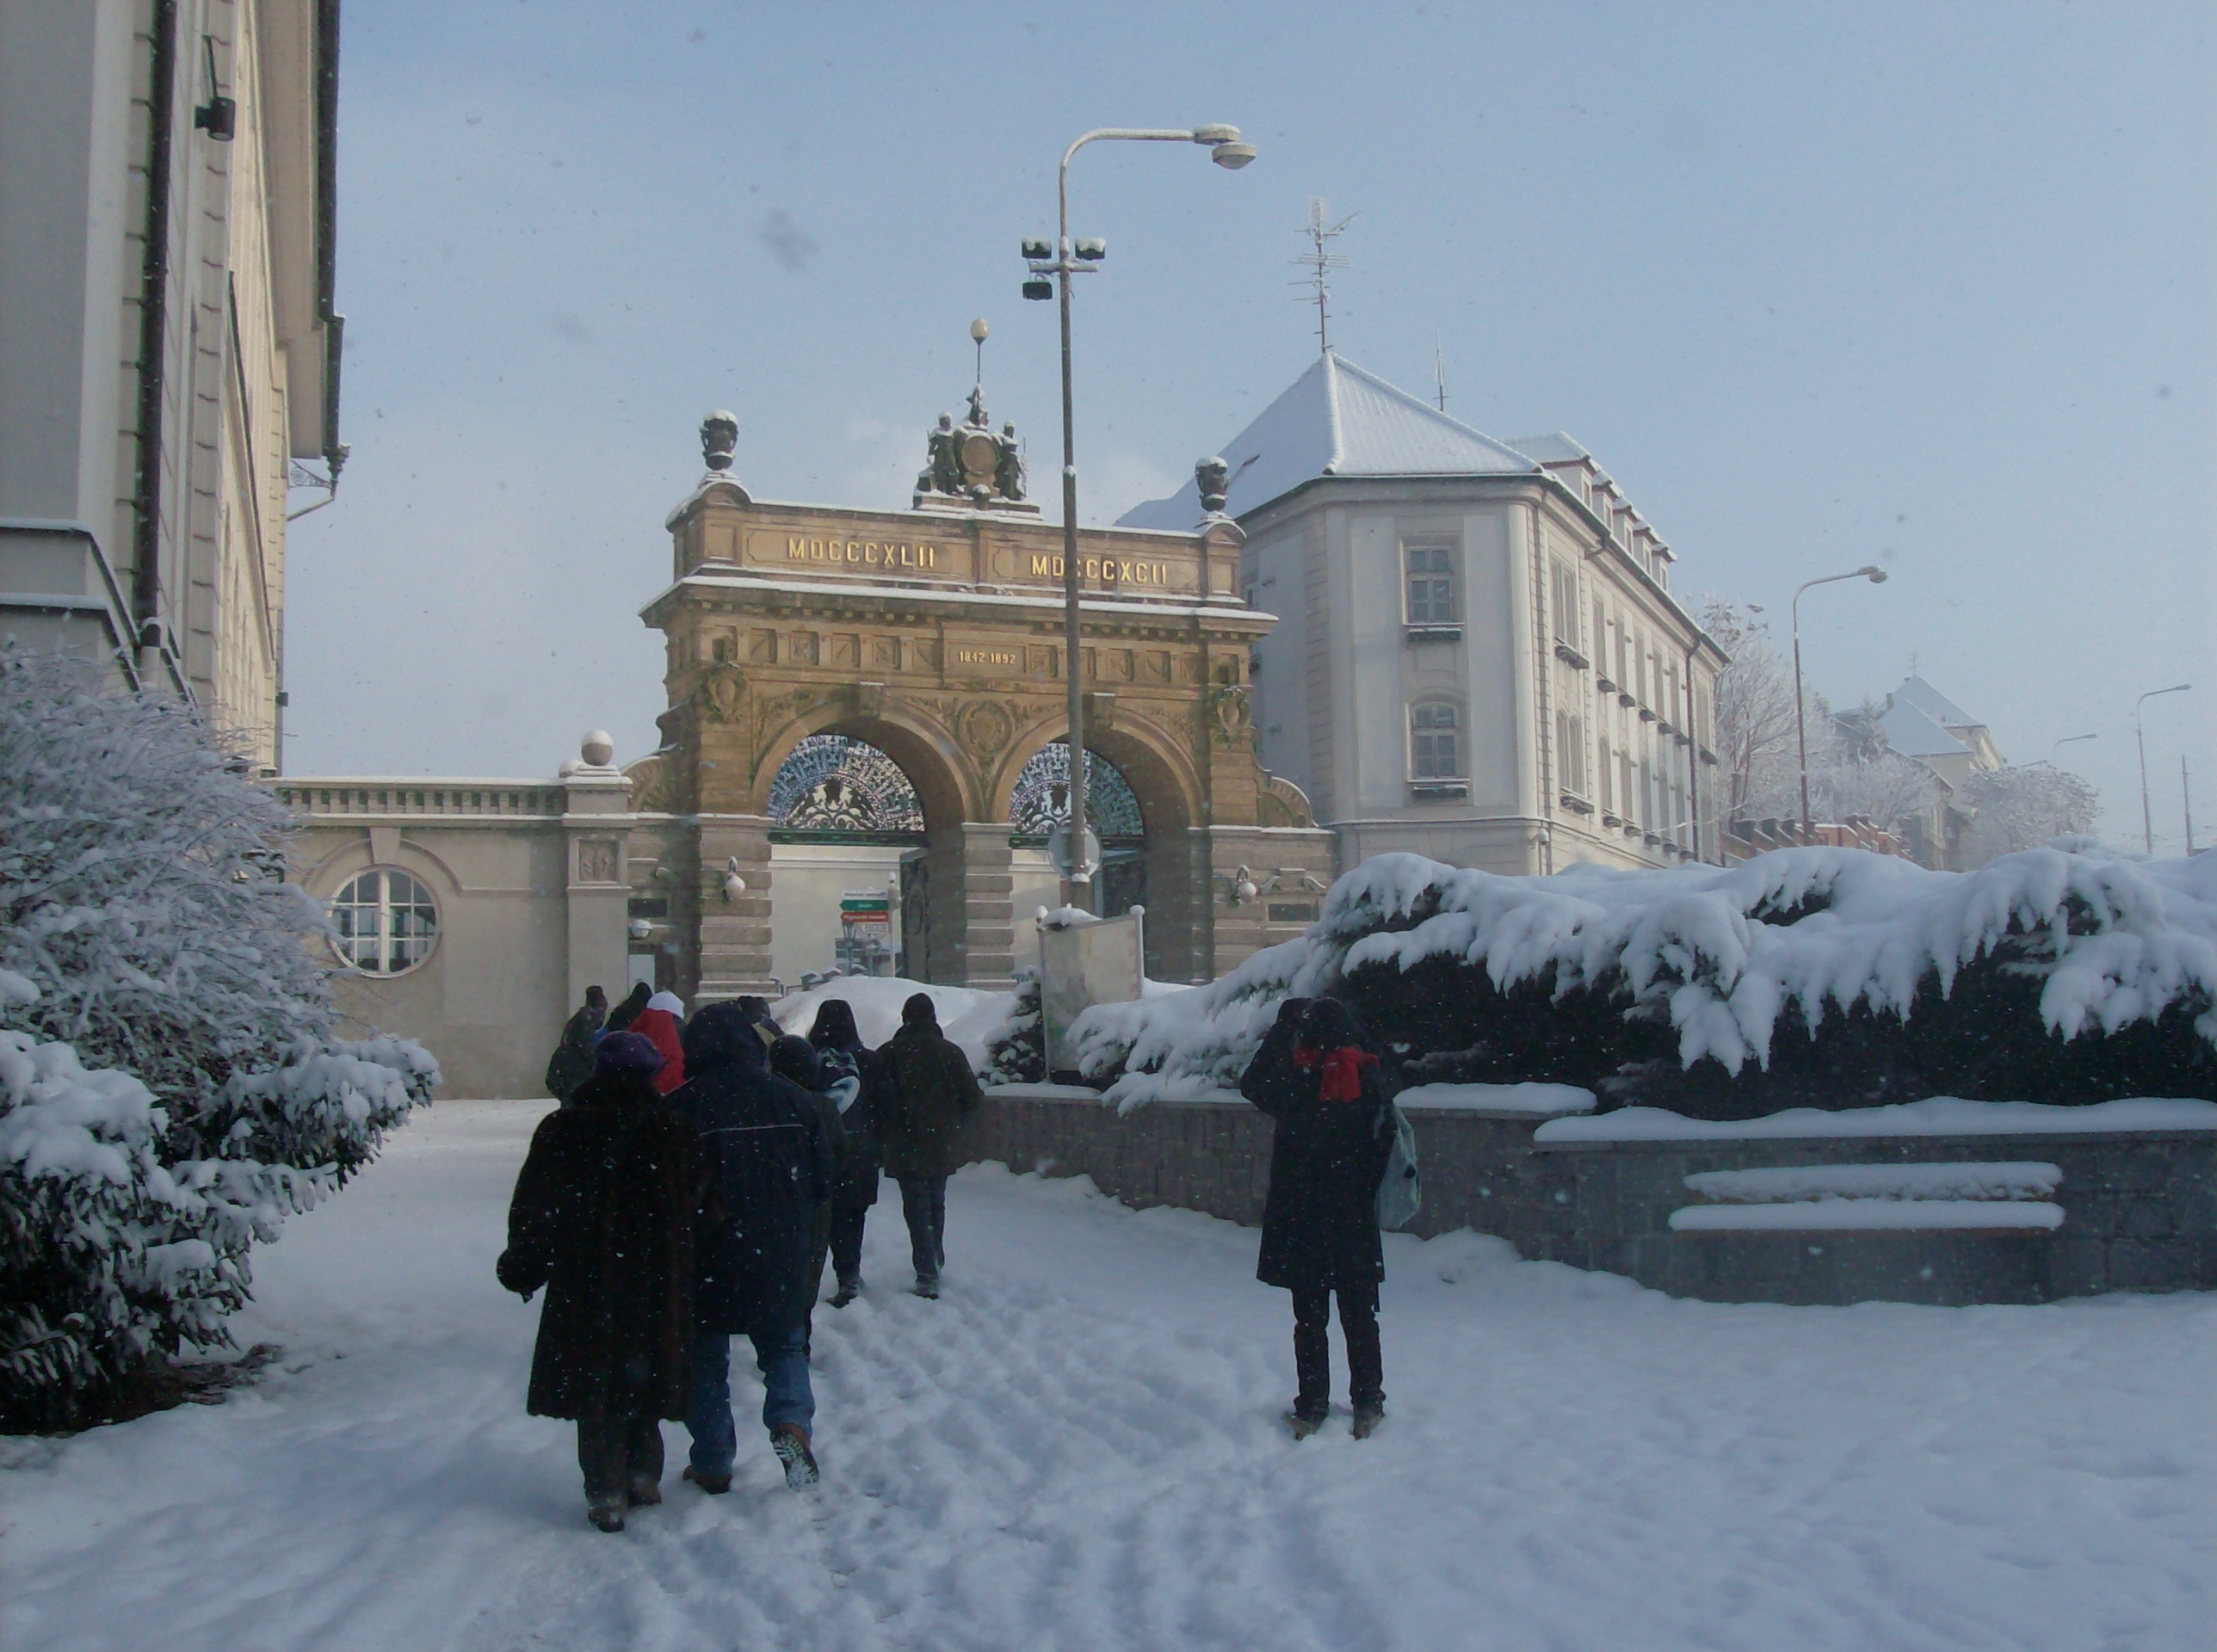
left=3, top=1103, right=2212, bottom=1652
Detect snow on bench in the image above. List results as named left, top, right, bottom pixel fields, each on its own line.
left=1670, top=1200, right=2066, bottom=1233
left=1670, top=1159, right=2067, bottom=1235
left=1683, top=1162, right=2062, bottom=1204
left=1535, top=1095, right=2217, bottom=1144
left=1395, top=1082, right=1597, bottom=1116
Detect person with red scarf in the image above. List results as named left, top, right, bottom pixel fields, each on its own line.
left=1239, top=996, right=1396, bottom=1439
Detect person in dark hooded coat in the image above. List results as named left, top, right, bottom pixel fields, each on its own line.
left=877, top=992, right=983, bottom=1298
left=1240, top=996, right=1396, bottom=1439
left=767, top=1032, right=849, bottom=1348
left=497, top=1031, right=711, bottom=1530
left=603, top=981, right=652, bottom=1036
left=670, top=1002, right=836, bottom=1492
left=808, top=997, right=887, bottom=1307
left=543, top=983, right=607, bottom=1106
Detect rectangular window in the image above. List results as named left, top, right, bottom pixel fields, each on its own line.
left=1410, top=700, right=1461, bottom=779
left=1592, top=598, right=1608, bottom=666
left=1403, top=535, right=1459, bottom=626
left=1550, top=560, right=1578, bottom=649
left=1621, top=752, right=1638, bottom=823
left=1556, top=710, right=1586, bottom=796
left=1597, top=737, right=1614, bottom=811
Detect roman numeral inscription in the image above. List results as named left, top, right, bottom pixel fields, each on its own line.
left=787, top=537, right=939, bottom=569
left=1029, top=553, right=1173, bottom=588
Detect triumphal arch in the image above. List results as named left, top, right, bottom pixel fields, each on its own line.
left=624, top=403, right=1333, bottom=998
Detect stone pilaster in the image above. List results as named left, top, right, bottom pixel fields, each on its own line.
left=926, top=820, right=1015, bottom=989
left=560, top=759, right=634, bottom=1008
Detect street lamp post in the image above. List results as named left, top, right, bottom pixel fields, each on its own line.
left=1023, top=125, right=1254, bottom=909
left=2049, top=732, right=2097, bottom=764
left=2134, top=683, right=2190, bottom=854
left=1791, top=565, right=1888, bottom=834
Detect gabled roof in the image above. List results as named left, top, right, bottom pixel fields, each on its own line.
left=1892, top=674, right=1982, bottom=731
left=1117, top=351, right=1539, bottom=530
left=1876, top=697, right=1973, bottom=761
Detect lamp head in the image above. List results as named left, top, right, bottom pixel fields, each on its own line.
left=1021, top=237, right=1053, bottom=262
left=969, top=317, right=990, bottom=342
left=1859, top=565, right=1888, bottom=583
left=1190, top=125, right=1241, bottom=145
left=1210, top=141, right=1258, bottom=170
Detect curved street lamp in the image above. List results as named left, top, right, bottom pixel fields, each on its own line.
left=2135, top=683, right=2191, bottom=854
left=1792, top=565, right=1888, bottom=834
left=1023, top=126, right=1254, bottom=907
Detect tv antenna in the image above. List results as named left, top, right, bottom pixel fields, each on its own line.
left=1290, top=197, right=1356, bottom=354
left=1434, top=337, right=1448, bottom=411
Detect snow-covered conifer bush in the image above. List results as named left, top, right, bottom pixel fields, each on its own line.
left=980, top=970, right=1044, bottom=1087
left=1075, top=843, right=2217, bottom=1118
left=0, top=654, right=436, bottom=1428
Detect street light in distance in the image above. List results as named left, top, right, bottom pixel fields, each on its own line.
left=1791, top=565, right=1888, bottom=834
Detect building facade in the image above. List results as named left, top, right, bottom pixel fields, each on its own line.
left=1122, top=354, right=1726, bottom=874
left=0, top=0, right=344, bottom=771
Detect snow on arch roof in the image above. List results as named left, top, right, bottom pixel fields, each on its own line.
left=1117, top=351, right=1540, bottom=530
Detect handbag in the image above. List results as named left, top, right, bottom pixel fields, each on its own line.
left=1375, top=1101, right=1421, bottom=1231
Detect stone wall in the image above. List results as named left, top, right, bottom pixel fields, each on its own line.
left=966, top=1086, right=2217, bottom=1306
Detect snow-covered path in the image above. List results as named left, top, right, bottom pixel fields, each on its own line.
left=3, top=1101, right=2212, bottom=1652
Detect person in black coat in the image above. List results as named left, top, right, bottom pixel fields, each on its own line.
left=808, top=998, right=888, bottom=1307
left=543, top=983, right=607, bottom=1106
left=603, top=981, right=652, bottom=1036
left=877, top=993, right=985, bottom=1298
left=670, top=1002, right=836, bottom=1492
left=1241, top=996, right=1396, bottom=1439
left=767, top=1032, right=849, bottom=1351
left=497, top=1031, right=711, bottom=1530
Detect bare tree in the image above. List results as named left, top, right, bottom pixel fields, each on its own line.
left=1810, top=695, right=1941, bottom=835
left=1698, top=599, right=1800, bottom=823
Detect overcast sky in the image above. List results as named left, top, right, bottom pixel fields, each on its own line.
left=287, top=0, right=2214, bottom=852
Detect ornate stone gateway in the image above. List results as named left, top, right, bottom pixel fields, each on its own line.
left=629, top=407, right=1331, bottom=996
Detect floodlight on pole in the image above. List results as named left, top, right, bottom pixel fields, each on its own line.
left=2135, top=682, right=2191, bottom=854
left=1791, top=565, right=1888, bottom=834
left=1022, top=125, right=1256, bottom=909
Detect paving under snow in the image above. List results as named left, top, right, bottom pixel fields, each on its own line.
left=3, top=1101, right=2211, bottom=1651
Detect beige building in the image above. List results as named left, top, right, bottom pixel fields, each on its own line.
left=1122, top=353, right=1727, bottom=873
left=0, top=0, right=344, bottom=771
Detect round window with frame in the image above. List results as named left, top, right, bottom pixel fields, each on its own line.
left=330, top=867, right=440, bottom=975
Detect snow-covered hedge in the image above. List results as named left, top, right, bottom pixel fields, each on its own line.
left=0, top=655, right=436, bottom=1428
left=1072, top=843, right=2217, bottom=1116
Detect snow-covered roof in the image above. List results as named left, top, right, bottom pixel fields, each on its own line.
left=1116, top=351, right=1540, bottom=530
left=1502, top=432, right=1593, bottom=465
left=1875, top=698, right=1973, bottom=761
left=1892, top=675, right=1982, bottom=731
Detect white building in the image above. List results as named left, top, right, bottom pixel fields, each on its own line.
left=1122, top=353, right=1727, bottom=874
left=0, top=0, right=345, bottom=772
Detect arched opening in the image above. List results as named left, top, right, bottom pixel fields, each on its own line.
left=1006, top=740, right=1150, bottom=918
left=764, top=732, right=929, bottom=985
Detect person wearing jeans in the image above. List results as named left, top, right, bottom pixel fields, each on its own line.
left=896, top=1174, right=948, bottom=1282
left=686, top=1321, right=813, bottom=1482
left=875, top=995, right=982, bottom=1298
left=670, top=1003, right=834, bottom=1492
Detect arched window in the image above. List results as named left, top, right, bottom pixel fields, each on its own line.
left=330, top=868, right=439, bottom=975
left=1007, top=741, right=1145, bottom=839
left=1409, top=700, right=1461, bottom=780
left=768, top=735, right=925, bottom=836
